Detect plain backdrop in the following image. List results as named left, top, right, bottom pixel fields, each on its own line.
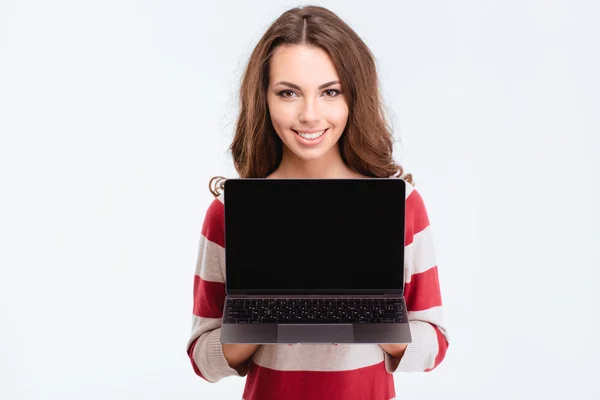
left=3, top=0, right=599, bottom=399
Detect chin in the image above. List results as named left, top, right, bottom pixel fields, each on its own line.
left=289, top=146, right=337, bottom=162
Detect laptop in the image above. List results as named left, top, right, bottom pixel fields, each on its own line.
left=219, top=178, right=411, bottom=344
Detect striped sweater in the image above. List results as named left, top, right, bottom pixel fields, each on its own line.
left=186, top=180, right=449, bottom=400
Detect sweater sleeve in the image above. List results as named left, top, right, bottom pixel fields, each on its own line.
left=384, top=184, right=450, bottom=373
left=185, top=196, right=250, bottom=382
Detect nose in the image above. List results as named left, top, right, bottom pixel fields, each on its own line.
left=298, top=98, right=320, bottom=125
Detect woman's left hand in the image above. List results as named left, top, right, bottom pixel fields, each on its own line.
left=379, top=343, right=409, bottom=359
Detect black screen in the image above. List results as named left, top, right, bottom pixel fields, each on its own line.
left=224, top=178, right=405, bottom=294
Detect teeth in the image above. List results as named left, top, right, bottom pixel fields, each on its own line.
left=296, top=130, right=325, bottom=139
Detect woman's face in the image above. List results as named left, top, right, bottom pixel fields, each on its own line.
left=267, top=44, right=348, bottom=162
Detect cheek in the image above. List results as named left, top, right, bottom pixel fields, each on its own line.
left=268, top=100, right=295, bottom=128
left=326, top=102, right=349, bottom=125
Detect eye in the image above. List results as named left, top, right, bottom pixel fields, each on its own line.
left=277, top=90, right=297, bottom=98
left=323, top=89, right=341, bottom=98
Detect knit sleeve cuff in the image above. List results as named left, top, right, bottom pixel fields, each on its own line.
left=196, top=328, right=247, bottom=382
left=384, top=321, right=438, bottom=373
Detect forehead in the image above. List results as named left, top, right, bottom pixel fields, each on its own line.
left=269, top=45, right=340, bottom=86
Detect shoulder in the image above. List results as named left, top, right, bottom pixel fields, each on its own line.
left=202, top=194, right=225, bottom=245
left=205, top=193, right=224, bottom=217
left=401, top=179, right=416, bottom=199
left=402, top=180, right=431, bottom=237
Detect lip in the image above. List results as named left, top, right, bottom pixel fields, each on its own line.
left=292, top=128, right=328, bottom=134
left=292, top=128, right=328, bottom=146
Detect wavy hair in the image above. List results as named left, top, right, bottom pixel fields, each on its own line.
left=210, top=5, right=412, bottom=197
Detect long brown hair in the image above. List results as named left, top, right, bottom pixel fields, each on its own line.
left=210, top=5, right=412, bottom=197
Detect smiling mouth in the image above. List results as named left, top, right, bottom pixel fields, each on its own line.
left=293, top=128, right=328, bottom=140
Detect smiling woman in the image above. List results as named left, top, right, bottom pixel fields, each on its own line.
left=187, top=5, right=448, bottom=400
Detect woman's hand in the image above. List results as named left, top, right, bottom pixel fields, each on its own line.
left=379, top=343, right=408, bottom=359
left=222, top=343, right=260, bottom=370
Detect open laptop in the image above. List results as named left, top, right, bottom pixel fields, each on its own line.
left=219, top=178, right=411, bottom=344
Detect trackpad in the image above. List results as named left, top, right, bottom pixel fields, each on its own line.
left=278, top=324, right=354, bottom=343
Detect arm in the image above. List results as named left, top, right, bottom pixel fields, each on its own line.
left=186, top=197, right=259, bottom=382
left=222, top=343, right=260, bottom=370
left=380, top=185, right=449, bottom=373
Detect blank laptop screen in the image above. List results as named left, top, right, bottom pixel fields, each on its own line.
left=223, top=179, right=406, bottom=295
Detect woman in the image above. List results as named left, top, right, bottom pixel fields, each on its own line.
left=187, top=5, right=449, bottom=399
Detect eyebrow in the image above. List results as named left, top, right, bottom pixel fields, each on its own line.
left=273, top=80, right=340, bottom=90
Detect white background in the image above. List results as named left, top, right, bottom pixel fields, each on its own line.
left=3, top=0, right=599, bottom=399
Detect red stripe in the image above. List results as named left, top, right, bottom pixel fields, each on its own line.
left=243, top=361, right=395, bottom=400
left=187, top=338, right=206, bottom=380
left=404, top=266, right=442, bottom=311
left=424, top=325, right=449, bottom=372
left=405, top=189, right=430, bottom=246
left=193, top=275, right=226, bottom=318
left=201, top=199, right=225, bottom=247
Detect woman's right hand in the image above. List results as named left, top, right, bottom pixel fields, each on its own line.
left=222, top=343, right=260, bottom=370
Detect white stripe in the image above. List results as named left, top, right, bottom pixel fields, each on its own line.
left=252, top=343, right=387, bottom=372
left=187, top=315, right=221, bottom=350
left=408, top=306, right=447, bottom=338
left=195, top=234, right=225, bottom=283
left=404, top=225, right=437, bottom=283
left=408, top=306, right=444, bottom=324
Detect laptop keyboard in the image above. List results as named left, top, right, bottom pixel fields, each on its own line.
left=223, top=298, right=407, bottom=324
